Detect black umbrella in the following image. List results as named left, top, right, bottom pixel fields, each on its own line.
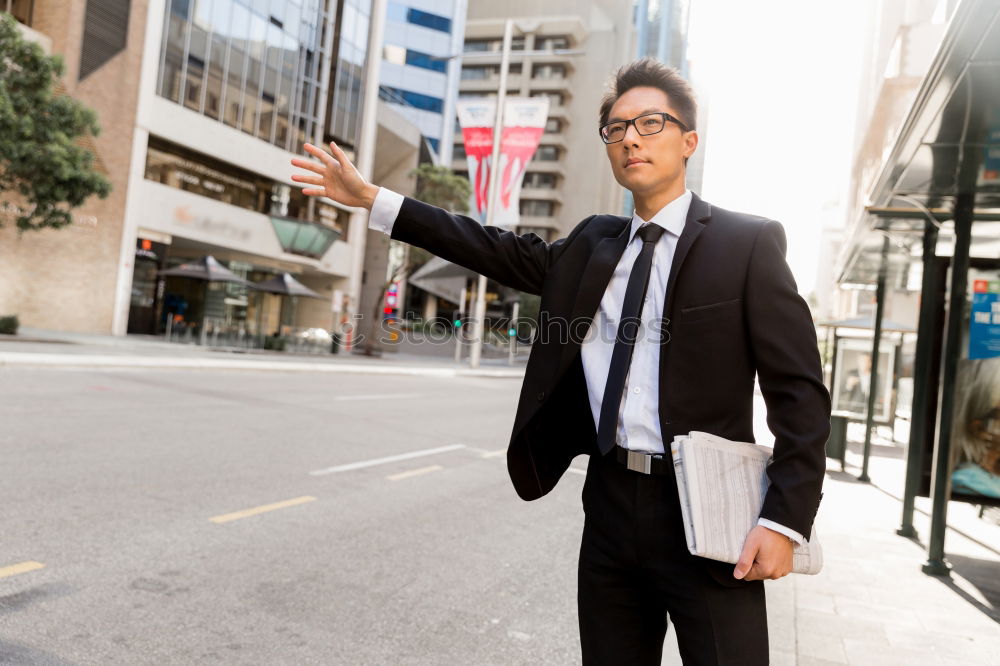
left=158, top=255, right=255, bottom=287
left=252, top=272, right=323, bottom=299
left=250, top=272, right=325, bottom=346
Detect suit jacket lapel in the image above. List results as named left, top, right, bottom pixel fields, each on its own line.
left=663, top=193, right=712, bottom=319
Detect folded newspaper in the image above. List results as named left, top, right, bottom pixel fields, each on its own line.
left=670, top=431, right=823, bottom=575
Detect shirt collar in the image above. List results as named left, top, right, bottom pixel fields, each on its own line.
left=628, top=189, right=692, bottom=243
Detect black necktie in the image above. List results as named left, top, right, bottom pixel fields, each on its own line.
left=596, top=222, right=666, bottom=456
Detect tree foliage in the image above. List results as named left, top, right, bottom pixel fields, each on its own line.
left=0, top=13, right=111, bottom=233
left=405, top=163, right=472, bottom=269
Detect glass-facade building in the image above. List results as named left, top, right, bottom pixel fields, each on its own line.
left=380, top=0, right=464, bottom=160
left=157, top=0, right=335, bottom=153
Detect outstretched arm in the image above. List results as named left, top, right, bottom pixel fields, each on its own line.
left=291, top=142, right=584, bottom=295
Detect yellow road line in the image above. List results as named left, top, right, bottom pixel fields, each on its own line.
left=209, top=496, right=317, bottom=524
left=387, top=465, right=443, bottom=481
left=480, top=448, right=507, bottom=458
left=0, top=561, right=45, bottom=579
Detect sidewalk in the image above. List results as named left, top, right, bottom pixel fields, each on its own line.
left=660, top=414, right=1000, bottom=665
left=0, top=327, right=527, bottom=378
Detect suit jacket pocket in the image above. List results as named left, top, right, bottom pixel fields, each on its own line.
left=678, top=298, right=742, bottom=323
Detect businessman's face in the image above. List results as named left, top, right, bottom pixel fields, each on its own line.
left=603, top=86, right=697, bottom=196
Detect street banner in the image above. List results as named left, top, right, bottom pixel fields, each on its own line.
left=456, top=97, right=549, bottom=227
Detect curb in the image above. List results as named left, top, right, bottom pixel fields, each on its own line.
left=0, top=352, right=526, bottom=379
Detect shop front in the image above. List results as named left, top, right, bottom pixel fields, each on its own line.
left=835, top=0, right=1000, bottom=575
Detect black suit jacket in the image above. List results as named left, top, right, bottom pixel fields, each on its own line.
left=389, top=192, right=831, bottom=540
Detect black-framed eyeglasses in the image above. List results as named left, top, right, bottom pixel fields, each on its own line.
left=598, top=111, right=690, bottom=144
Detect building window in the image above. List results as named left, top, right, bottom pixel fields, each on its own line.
left=532, top=91, right=564, bottom=105
left=155, top=0, right=334, bottom=153
left=381, top=86, right=444, bottom=113
left=532, top=63, right=566, bottom=80
left=453, top=143, right=466, bottom=160
left=520, top=200, right=555, bottom=217
left=537, top=35, right=570, bottom=50
left=464, top=37, right=525, bottom=52
left=523, top=172, right=557, bottom=189
left=534, top=145, right=560, bottom=161
left=405, top=48, right=447, bottom=73
left=544, top=118, right=562, bottom=133
left=424, top=136, right=440, bottom=153
left=461, top=63, right=521, bottom=80
left=407, top=8, right=451, bottom=33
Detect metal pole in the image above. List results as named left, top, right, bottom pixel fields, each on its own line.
left=454, top=282, right=467, bottom=363
left=923, top=190, right=974, bottom=577
left=898, top=218, right=940, bottom=538
left=468, top=18, right=513, bottom=369
left=859, top=235, right=890, bottom=482
left=508, top=300, right=519, bottom=365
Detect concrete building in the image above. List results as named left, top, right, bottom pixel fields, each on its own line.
left=0, top=0, right=420, bottom=345
left=452, top=0, right=636, bottom=243
left=817, top=0, right=949, bottom=323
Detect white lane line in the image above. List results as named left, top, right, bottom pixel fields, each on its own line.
left=387, top=465, right=443, bottom=481
left=480, top=448, right=507, bottom=459
left=309, top=444, right=466, bottom=476
left=566, top=468, right=587, bottom=476
left=332, top=392, right=423, bottom=401
left=0, top=561, right=45, bottom=579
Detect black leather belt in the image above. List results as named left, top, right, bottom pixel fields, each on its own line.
left=614, top=445, right=672, bottom=475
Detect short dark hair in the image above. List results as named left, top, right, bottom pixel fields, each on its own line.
left=598, top=57, right=697, bottom=132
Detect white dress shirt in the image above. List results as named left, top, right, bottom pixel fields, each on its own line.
left=366, top=186, right=803, bottom=545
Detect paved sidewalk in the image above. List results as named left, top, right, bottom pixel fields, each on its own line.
left=658, top=420, right=1000, bottom=665
left=0, top=328, right=527, bottom=378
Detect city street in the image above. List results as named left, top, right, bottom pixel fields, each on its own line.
left=2, top=364, right=999, bottom=665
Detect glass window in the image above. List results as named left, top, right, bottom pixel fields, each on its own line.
left=520, top=200, right=554, bottom=217
left=406, top=8, right=451, bottom=33
left=544, top=118, right=562, bottom=133
left=524, top=172, right=556, bottom=188
left=405, top=49, right=446, bottom=73
left=532, top=64, right=566, bottom=79
left=537, top=35, right=569, bottom=50
left=159, top=3, right=190, bottom=103
left=381, top=86, right=443, bottom=113
left=535, top=145, right=559, bottom=161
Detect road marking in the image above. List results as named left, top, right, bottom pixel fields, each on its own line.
left=0, top=561, right=45, bottom=579
left=387, top=465, right=443, bottom=481
left=332, top=392, right=422, bottom=401
left=309, top=444, right=466, bottom=476
left=480, top=448, right=507, bottom=458
left=566, top=468, right=587, bottom=476
left=209, top=496, right=317, bottom=524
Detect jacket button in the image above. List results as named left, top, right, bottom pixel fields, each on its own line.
left=537, top=391, right=545, bottom=401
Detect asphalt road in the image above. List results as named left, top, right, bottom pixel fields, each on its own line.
left=0, top=367, right=593, bottom=665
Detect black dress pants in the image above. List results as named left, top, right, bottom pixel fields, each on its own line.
left=578, top=448, right=769, bottom=665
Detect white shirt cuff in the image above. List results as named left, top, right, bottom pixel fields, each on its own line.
left=757, top=518, right=806, bottom=546
left=368, top=186, right=404, bottom=235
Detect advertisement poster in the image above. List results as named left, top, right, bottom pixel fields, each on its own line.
left=455, top=97, right=549, bottom=227
left=831, top=338, right=895, bottom=422
left=949, top=357, right=1000, bottom=500
left=969, top=278, right=1000, bottom=360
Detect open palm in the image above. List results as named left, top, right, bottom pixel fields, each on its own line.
left=290, top=142, right=378, bottom=209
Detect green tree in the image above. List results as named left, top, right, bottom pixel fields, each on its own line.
left=0, top=13, right=111, bottom=233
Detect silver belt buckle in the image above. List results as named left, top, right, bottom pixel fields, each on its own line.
left=626, top=449, right=652, bottom=474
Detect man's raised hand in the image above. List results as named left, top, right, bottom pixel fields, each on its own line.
left=290, top=141, right=379, bottom=210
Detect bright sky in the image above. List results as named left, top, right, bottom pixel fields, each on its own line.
left=686, top=0, right=872, bottom=296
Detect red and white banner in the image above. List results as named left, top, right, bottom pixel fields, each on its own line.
left=456, top=97, right=549, bottom=227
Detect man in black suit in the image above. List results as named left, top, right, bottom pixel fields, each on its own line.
left=292, top=57, right=830, bottom=665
